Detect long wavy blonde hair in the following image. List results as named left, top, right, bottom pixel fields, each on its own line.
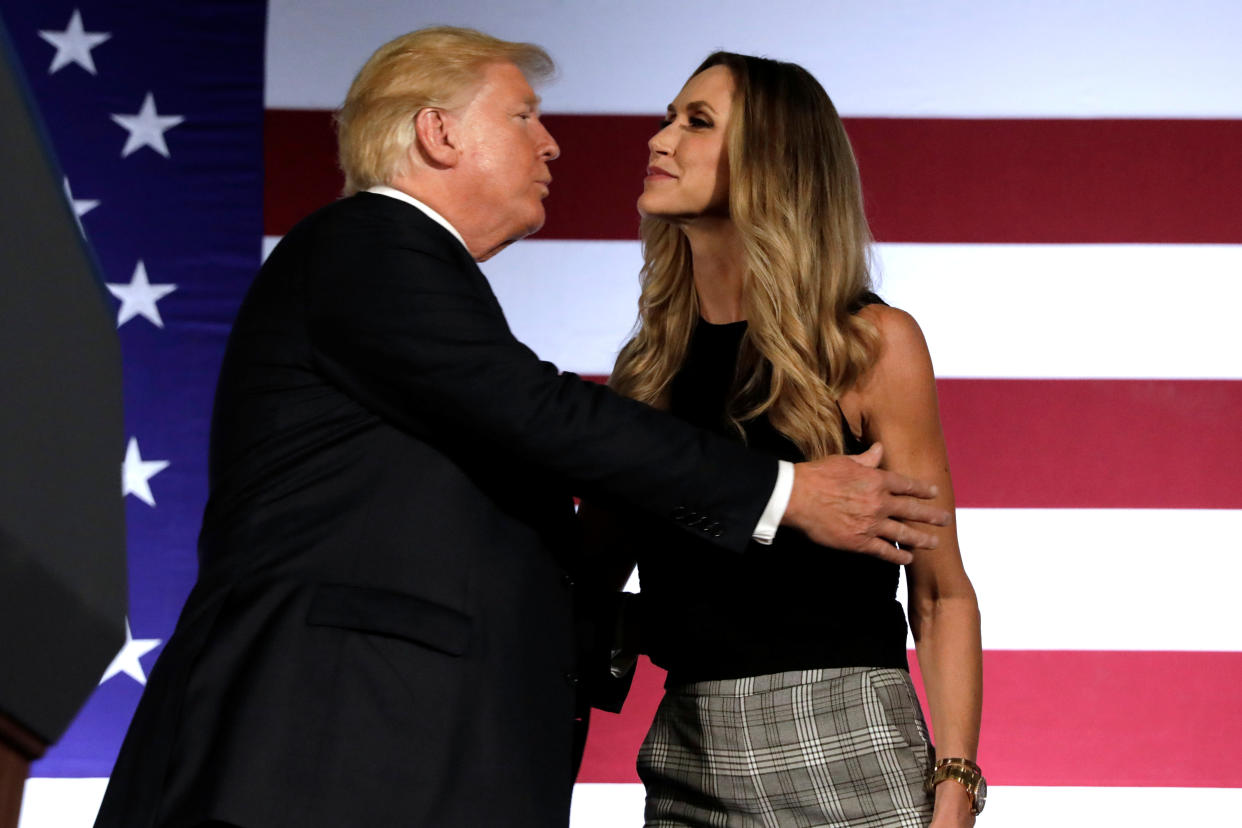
left=610, top=52, right=880, bottom=459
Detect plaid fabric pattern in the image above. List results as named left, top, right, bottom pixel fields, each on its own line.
left=637, top=667, right=934, bottom=827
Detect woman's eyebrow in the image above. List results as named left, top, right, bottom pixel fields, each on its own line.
left=667, top=100, right=717, bottom=115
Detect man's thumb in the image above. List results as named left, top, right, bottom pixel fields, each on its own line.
left=850, top=442, right=884, bottom=468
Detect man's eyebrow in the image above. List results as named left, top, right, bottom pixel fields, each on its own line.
left=525, top=94, right=542, bottom=108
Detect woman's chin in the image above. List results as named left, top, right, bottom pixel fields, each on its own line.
left=637, top=196, right=680, bottom=221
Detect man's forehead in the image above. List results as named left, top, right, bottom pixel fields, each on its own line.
left=475, top=60, right=539, bottom=104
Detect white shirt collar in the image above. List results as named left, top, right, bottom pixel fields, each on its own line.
left=365, top=185, right=468, bottom=252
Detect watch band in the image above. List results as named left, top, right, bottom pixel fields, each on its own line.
left=925, top=757, right=987, bottom=815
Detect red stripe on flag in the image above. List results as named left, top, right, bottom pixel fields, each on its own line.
left=848, top=118, right=1242, bottom=244
left=266, top=111, right=1242, bottom=243
left=579, top=377, right=1242, bottom=509
left=938, top=378, right=1242, bottom=509
left=265, top=109, right=340, bottom=236
left=578, top=651, right=1242, bottom=787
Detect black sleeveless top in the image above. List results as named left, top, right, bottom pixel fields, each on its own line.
left=635, top=314, right=909, bottom=685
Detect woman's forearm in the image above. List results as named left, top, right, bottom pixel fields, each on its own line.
left=912, top=591, right=982, bottom=824
left=912, top=592, right=982, bottom=761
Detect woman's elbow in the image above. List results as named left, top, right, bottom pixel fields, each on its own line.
left=908, top=583, right=980, bottom=642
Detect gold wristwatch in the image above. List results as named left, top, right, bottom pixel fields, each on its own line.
left=925, top=757, right=987, bottom=815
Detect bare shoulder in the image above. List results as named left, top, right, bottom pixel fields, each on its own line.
left=847, top=304, right=948, bottom=468
left=856, top=303, right=935, bottom=390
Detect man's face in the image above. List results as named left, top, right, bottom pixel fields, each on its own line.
left=451, top=61, right=559, bottom=257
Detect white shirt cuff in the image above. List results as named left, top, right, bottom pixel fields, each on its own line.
left=752, top=460, right=794, bottom=545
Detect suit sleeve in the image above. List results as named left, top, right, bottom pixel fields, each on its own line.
left=304, top=236, right=776, bottom=554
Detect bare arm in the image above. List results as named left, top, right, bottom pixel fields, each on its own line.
left=783, top=443, right=950, bottom=564
left=850, top=305, right=982, bottom=826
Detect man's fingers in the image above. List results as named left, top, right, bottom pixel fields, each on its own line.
left=861, top=536, right=914, bottom=565
left=887, top=497, right=951, bottom=527
left=848, top=442, right=884, bottom=469
left=882, top=469, right=938, bottom=501
left=876, top=518, right=939, bottom=552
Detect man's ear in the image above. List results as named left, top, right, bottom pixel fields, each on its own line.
left=413, top=107, right=458, bottom=168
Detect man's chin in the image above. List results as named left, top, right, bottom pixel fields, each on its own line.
left=513, top=213, right=546, bottom=242
left=472, top=211, right=545, bottom=262
left=475, top=239, right=515, bottom=262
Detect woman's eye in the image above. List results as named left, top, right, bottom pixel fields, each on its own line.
left=689, top=116, right=711, bottom=128
left=658, top=117, right=672, bottom=129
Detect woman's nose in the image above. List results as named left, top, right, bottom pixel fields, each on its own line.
left=648, top=122, right=675, bottom=156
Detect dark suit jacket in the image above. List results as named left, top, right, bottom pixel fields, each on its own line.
left=93, top=192, right=775, bottom=828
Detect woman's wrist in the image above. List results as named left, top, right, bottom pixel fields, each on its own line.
left=933, top=779, right=978, bottom=824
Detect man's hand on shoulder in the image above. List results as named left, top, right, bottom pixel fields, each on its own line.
left=782, top=443, right=949, bottom=564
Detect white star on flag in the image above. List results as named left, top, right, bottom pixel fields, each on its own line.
left=62, top=176, right=99, bottom=235
left=122, top=436, right=169, bottom=507
left=38, top=9, right=111, bottom=75
left=107, top=260, right=177, bottom=328
left=98, top=618, right=161, bottom=686
left=110, top=92, right=185, bottom=158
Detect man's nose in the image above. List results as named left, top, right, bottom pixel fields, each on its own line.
left=537, top=120, right=560, bottom=161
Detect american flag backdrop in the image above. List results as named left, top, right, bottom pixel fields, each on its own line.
left=6, top=1, right=1242, bottom=826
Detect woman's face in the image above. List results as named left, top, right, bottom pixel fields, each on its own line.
left=638, top=64, right=735, bottom=222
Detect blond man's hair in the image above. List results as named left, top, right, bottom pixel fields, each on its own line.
left=336, top=27, right=554, bottom=195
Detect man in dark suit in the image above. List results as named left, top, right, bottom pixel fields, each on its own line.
left=94, top=27, right=947, bottom=828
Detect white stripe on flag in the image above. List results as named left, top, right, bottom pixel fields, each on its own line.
left=262, top=236, right=1242, bottom=380
left=623, top=509, right=1242, bottom=652
left=621, top=508, right=1242, bottom=650
left=487, top=241, right=1242, bottom=379
left=874, top=243, right=1242, bottom=380
left=568, top=782, right=1242, bottom=828
left=912, top=508, right=1242, bottom=652
left=265, top=0, right=1242, bottom=117
left=18, top=779, right=108, bottom=828
left=20, top=777, right=1242, bottom=827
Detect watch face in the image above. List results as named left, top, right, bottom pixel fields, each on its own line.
left=974, top=776, right=987, bottom=813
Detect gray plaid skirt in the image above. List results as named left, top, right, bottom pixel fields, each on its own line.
left=637, top=667, right=934, bottom=828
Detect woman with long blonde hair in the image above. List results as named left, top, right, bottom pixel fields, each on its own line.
left=600, top=52, right=983, bottom=827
